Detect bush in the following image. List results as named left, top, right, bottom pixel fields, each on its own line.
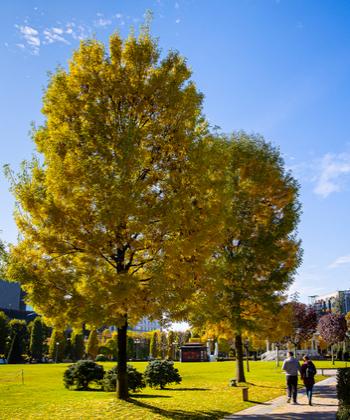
left=337, top=407, right=350, bottom=420
left=63, top=360, right=104, bottom=390
left=337, top=368, right=350, bottom=407
left=95, top=354, right=109, bottom=361
left=103, top=364, right=145, bottom=392
left=144, top=360, right=182, bottom=389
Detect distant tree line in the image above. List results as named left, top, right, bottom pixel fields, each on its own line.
left=0, top=310, right=192, bottom=364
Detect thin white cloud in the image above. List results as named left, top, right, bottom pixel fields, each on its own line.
left=67, top=23, right=90, bottom=40
left=94, top=18, right=112, bottom=28
left=52, top=27, right=64, bottom=34
left=16, top=25, right=41, bottom=54
left=43, top=27, right=70, bottom=45
left=313, top=153, right=350, bottom=198
left=175, top=2, right=180, bottom=8
left=328, top=254, right=350, bottom=269
left=175, top=18, right=181, bottom=24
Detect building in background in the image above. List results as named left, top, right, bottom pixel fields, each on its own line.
left=0, top=279, right=36, bottom=321
left=309, top=290, right=350, bottom=315
left=131, top=317, right=161, bottom=332
left=108, top=317, right=161, bottom=333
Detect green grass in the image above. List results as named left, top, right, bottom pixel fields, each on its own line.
left=0, top=360, right=339, bottom=420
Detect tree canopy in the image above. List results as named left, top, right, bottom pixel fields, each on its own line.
left=6, top=27, right=222, bottom=399
left=189, top=133, right=302, bottom=381
left=318, top=313, right=347, bottom=345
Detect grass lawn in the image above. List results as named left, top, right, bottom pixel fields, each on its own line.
left=0, top=360, right=343, bottom=420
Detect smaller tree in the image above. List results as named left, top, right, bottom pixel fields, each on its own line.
left=71, top=331, right=85, bottom=361
left=127, top=336, right=135, bottom=360
left=86, top=330, right=99, bottom=360
left=7, top=319, right=28, bottom=363
left=64, top=360, right=104, bottom=390
left=48, top=329, right=66, bottom=362
left=29, top=317, right=44, bottom=362
left=287, top=302, right=317, bottom=351
left=167, top=331, right=175, bottom=360
left=150, top=331, right=159, bottom=359
left=318, top=313, right=347, bottom=364
left=160, top=331, right=167, bottom=359
left=0, top=311, right=9, bottom=356
left=144, top=360, right=182, bottom=389
left=104, top=333, right=118, bottom=360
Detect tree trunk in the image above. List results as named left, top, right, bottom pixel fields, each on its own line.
left=331, top=345, right=334, bottom=365
left=117, top=316, right=129, bottom=400
left=235, top=334, right=246, bottom=382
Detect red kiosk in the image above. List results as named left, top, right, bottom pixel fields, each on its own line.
left=180, top=342, right=209, bottom=362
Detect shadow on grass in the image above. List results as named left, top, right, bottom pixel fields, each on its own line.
left=128, top=398, right=231, bottom=419
left=131, top=394, right=171, bottom=399
left=74, top=388, right=105, bottom=392
left=166, top=387, right=210, bottom=391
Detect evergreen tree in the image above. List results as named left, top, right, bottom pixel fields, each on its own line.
left=71, top=331, right=85, bottom=361
left=48, top=329, right=66, bottom=362
left=7, top=319, right=28, bottom=363
left=86, top=330, right=99, bottom=360
left=104, top=332, right=118, bottom=360
left=167, top=330, right=175, bottom=360
left=150, top=331, right=159, bottom=359
left=29, top=317, right=44, bottom=362
left=0, top=311, right=9, bottom=356
left=127, top=336, right=135, bottom=359
left=160, top=331, right=167, bottom=359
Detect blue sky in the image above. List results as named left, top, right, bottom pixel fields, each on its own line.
left=1, top=0, right=350, bottom=302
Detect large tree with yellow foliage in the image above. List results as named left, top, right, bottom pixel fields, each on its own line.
left=190, top=133, right=302, bottom=382
left=6, top=27, right=223, bottom=399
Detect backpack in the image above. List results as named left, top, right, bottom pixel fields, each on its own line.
left=305, top=363, right=316, bottom=378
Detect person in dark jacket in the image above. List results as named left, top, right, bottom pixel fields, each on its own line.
left=300, top=355, right=317, bottom=405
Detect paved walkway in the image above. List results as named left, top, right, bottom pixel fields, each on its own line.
left=225, top=376, right=338, bottom=419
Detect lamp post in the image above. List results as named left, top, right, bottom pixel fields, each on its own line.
left=134, top=338, right=140, bottom=360
left=172, top=341, right=177, bottom=361
left=207, top=338, right=214, bottom=360
left=275, top=342, right=280, bottom=367
left=244, top=339, right=250, bottom=372
left=55, top=342, right=60, bottom=363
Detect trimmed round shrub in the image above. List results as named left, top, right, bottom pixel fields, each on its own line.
left=144, top=360, right=182, bottom=389
left=95, top=354, right=109, bottom=361
left=103, top=364, right=145, bottom=392
left=63, top=360, right=104, bottom=390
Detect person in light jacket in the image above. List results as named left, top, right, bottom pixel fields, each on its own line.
left=282, top=351, right=301, bottom=404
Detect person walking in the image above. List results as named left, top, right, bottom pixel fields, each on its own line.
left=300, top=355, right=317, bottom=405
left=282, top=351, right=301, bottom=404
